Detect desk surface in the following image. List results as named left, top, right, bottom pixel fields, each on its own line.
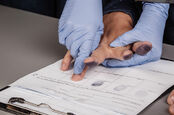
left=0, top=5, right=172, bottom=115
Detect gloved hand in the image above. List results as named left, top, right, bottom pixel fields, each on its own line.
left=102, top=3, right=169, bottom=67
left=59, top=0, right=103, bottom=74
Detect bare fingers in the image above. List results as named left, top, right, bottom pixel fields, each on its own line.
left=61, top=51, right=73, bottom=71
left=61, top=51, right=88, bottom=81
left=109, top=41, right=152, bottom=61
left=84, top=46, right=109, bottom=64
left=84, top=44, right=133, bottom=65
left=71, top=66, right=88, bottom=81
left=168, top=90, right=174, bottom=105
left=167, top=90, right=174, bottom=115
left=110, top=44, right=133, bottom=61
left=169, top=105, right=174, bottom=115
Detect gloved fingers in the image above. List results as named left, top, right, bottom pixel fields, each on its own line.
left=133, top=41, right=152, bottom=56
left=69, top=32, right=95, bottom=58
left=84, top=31, right=103, bottom=64
left=66, top=28, right=88, bottom=51
left=73, top=40, right=93, bottom=74
left=102, top=52, right=155, bottom=68
left=61, top=51, right=73, bottom=71
left=92, top=29, right=103, bottom=51
left=72, top=66, right=88, bottom=81
left=58, top=23, right=74, bottom=45
left=110, top=30, right=138, bottom=48
left=169, top=105, right=174, bottom=115
left=72, top=33, right=100, bottom=80
left=167, top=90, right=174, bottom=105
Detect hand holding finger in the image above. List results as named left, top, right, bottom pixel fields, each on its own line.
left=72, top=66, right=88, bottom=81
left=110, top=44, right=133, bottom=61
left=84, top=12, right=134, bottom=65
left=85, top=44, right=133, bottom=65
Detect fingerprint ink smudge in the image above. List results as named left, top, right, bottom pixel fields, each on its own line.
left=114, top=85, right=127, bottom=91
left=91, top=81, right=104, bottom=87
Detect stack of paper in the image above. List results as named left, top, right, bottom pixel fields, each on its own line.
left=0, top=59, right=174, bottom=115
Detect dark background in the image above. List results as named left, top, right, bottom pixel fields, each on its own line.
left=0, top=0, right=173, bottom=45
left=0, top=0, right=66, bottom=18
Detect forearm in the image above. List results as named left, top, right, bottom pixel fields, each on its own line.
left=101, top=0, right=139, bottom=46
left=103, top=0, right=139, bottom=25
left=100, top=12, right=133, bottom=46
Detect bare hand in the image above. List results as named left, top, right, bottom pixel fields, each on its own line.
left=167, top=90, right=174, bottom=115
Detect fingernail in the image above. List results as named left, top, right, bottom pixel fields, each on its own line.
left=123, top=54, right=133, bottom=60
left=123, top=50, right=133, bottom=60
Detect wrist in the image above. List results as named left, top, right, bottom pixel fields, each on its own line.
left=101, top=12, right=133, bottom=46
left=105, top=12, right=133, bottom=27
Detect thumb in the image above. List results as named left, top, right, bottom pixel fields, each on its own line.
left=110, top=30, right=138, bottom=48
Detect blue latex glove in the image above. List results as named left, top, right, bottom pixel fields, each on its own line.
left=102, top=3, right=169, bottom=67
left=59, top=0, right=103, bottom=74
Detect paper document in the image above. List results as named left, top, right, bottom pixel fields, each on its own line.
left=0, top=59, right=174, bottom=115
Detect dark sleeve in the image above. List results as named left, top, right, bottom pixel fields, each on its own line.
left=163, top=5, right=174, bottom=45
left=56, top=0, right=67, bottom=18
left=103, top=0, right=142, bottom=25
left=0, top=0, right=57, bottom=17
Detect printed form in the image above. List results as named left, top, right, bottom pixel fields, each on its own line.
left=0, top=59, right=174, bottom=115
